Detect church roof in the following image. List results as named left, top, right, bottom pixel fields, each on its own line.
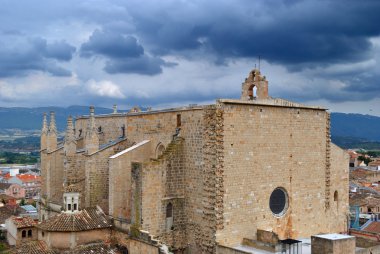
left=64, top=184, right=80, bottom=193
left=13, top=241, right=57, bottom=254
left=218, top=98, right=326, bottom=110
left=37, top=206, right=112, bottom=232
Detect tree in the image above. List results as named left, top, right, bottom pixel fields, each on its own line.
left=358, top=155, right=372, bottom=166
left=20, top=198, right=26, bottom=206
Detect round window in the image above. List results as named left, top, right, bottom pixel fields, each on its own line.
left=269, top=188, right=288, bottom=216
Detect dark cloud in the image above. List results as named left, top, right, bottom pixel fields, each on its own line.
left=1, top=0, right=380, bottom=109
left=80, top=29, right=172, bottom=75
left=80, top=30, right=143, bottom=58
left=45, top=40, right=76, bottom=61
left=104, top=55, right=165, bottom=75
left=127, top=0, right=380, bottom=68
left=269, top=69, right=380, bottom=104
left=0, top=36, right=75, bottom=77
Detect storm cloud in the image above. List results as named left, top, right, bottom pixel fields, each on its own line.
left=80, top=29, right=169, bottom=75
left=0, top=0, right=379, bottom=115
left=0, top=36, right=75, bottom=77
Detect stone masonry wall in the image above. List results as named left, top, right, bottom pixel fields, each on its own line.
left=181, top=110, right=207, bottom=254
left=125, top=109, right=209, bottom=253
left=201, top=105, right=225, bottom=253
left=328, top=143, right=350, bottom=232
left=64, top=152, right=86, bottom=209
left=143, top=138, right=187, bottom=250
left=109, top=141, right=152, bottom=225
left=85, top=139, right=131, bottom=212
left=43, top=148, right=64, bottom=205
left=216, top=103, right=334, bottom=246
left=75, top=115, right=127, bottom=145
left=107, top=108, right=208, bottom=253
left=40, top=151, right=48, bottom=199
left=49, top=149, right=64, bottom=205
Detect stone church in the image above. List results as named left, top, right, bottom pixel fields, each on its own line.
left=39, top=69, right=349, bottom=253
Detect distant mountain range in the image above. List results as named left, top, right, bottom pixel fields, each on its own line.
left=0, top=106, right=122, bottom=131
left=330, top=113, right=380, bottom=149
left=0, top=106, right=379, bottom=149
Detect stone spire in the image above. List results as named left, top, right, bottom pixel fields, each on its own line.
left=47, top=111, right=57, bottom=151
left=65, top=116, right=75, bottom=143
left=88, top=106, right=96, bottom=131
left=40, top=113, right=48, bottom=150
left=64, top=115, right=76, bottom=155
left=49, top=111, right=57, bottom=134
left=85, top=106, right=99, bottom=154
left=241, top=69, right=269, bottom=101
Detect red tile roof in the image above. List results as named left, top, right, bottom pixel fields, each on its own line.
left=3, top=173, right=11, bottom=180
left=363, top=221, right=380, bottom=234
left=16, top=174, right=41, bottom=183
left=9, top=216, right=38, bottom=228
left=13, top=241, right=119, bottom=254
left=13, top=240, right=57, bottom=254
left=2, top=173, right=41, bottom=183
left=37, top=206, right=112, bottom=232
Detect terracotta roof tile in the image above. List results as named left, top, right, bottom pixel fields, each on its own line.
left=17, top=174, right=41, bottom=183
left=0, top=206, right=20, bottom=224
left=71, top=243, right=120, bottom=254
left=9, top=215, right=38, bottom=228
left=3, top=173, right=11, bottom=180
left=13, top=241, right=57, bottom=254
left=363, top=221, right=380, bottom=234
left=37, top=206, right=112, bottom=232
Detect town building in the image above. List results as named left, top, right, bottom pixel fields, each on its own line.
left=3, top=173, right=41, bottom=199
left=39, top=69, right=349, bottom=253
left=37, top=205, right=112, bottom=250
left=5, top=215, right=38, bottom=246
left=0, top=182, right=25, bottom=200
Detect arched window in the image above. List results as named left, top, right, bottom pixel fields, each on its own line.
left=166, top=203, right=173, bottom=231
left=334, top=191, right=338, bottom=202
left=166, top=203, right=173, bottom=218
left=248, top=85, right=257, bottom=100
left=28, top=229, right=32, bottom=237
left=116, top=244, right=129, bottom=254
left=156, top=143, right=165, bottom=159
left=22, top=230, right=26, bottom=238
